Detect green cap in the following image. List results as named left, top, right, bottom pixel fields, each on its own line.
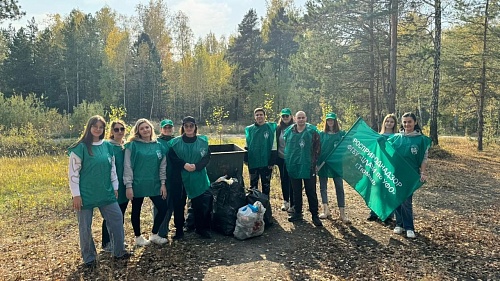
left=280, top=108, right=292, bottom=116
left=160, top=119, right=174, bottom=128
left=326, top=112, right=337, bottom=120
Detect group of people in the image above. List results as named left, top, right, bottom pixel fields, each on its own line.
left=68, top=108, right=431, bottom=267
left=68, top=115, right=212, bottom=268
left=245, top=108, right=431, bottom=239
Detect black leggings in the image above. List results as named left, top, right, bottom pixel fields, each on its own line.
left=131, top=195, right=167, bottom=237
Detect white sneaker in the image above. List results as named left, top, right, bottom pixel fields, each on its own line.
left=281, top=201, right=290, bottom=211
left=406, top=230, right=416, bottom=239
left=287, top=206, right=295, bottom=214
left=149, top=233, right=168, bottom=245
left=393, top=226, right=404, bottom=234
left=135, top=235, right=151, bottom=246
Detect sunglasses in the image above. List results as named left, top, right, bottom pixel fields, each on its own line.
left=183, top=124, right=195, bottom=128
left=281, top=115, right=290, bottom=118
left=113, top=127, right=126, bottom=132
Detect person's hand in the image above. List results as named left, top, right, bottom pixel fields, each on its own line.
left=126, top=188, right=134, bottom=200
left=184, top=163, right=196, bottom=172
left=420, top=173, right=427, bottom=182
left=114, top=190, right=118, bottom=199
left=73, top=196, right=82, bottom=211
left=160, top=184, right=167, bottom=199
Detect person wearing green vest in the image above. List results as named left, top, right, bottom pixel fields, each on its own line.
left=284, top=111, right=323, bottom=227
left=68, top=115, right=131, bottom=269
left=245, top=107, right=277, bottom=197
left=152, top=119, right=176, bottom=239
left=124, top=118, right=168, bottom=246
left=169, top=116, right=212, bottom=239
left=367, top=113, right=398, bottom=222
left=276, top=108, right=295, bottom=213
left=387, top=112, right=432, bottom=239
left=317, top=112, right=349, bottom=223
left=101, top=120, right=129, bottom=252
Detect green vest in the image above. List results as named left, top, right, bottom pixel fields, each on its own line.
left=318, top=130, right=345, bottom=178
left=245, top=122, right=277, bottom=169
left=125, top=140, right=166, bottom=198
left=388, top=133, right=432, bottom=172
left=170, top=135, right=210, bottom=199
left=69, top=142, right=116, bottom=209
left=284, top=124, right=317, bottom=179
left=107, top=141, right=128, bottom=204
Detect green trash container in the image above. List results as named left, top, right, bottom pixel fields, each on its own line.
left=206, top=144, right=246, bottom=183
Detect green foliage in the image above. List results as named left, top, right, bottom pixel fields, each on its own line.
left=108, top=105, right=127, bottom=121
left=68, top=100, right=105, bottom=136
left=205, top=106, right=230, bottom=144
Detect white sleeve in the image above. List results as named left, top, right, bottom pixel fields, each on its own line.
left=68, top=152, right=81, bottom=197
left=110, top=155, right=119, bottom=191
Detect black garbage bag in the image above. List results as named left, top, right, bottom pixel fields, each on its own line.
left=246, top=188, right=273, bottom=227
left=210, top=178, right=247, bottom=235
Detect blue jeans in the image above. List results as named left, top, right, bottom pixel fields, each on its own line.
left=394, top=195, right=414, bottom=231
left=77, top=202, right=126, bottom=263
left=152, top=193, right=173, bottom=238
left=319, top=177, right=345, bottom=207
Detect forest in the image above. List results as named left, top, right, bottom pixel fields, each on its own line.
left=0, top=0, right=499, bottom=147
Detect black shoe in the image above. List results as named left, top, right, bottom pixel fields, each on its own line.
left=383, top=217, right=393, bottom=224
left=84, top=260, right=97, bottom=269
left=114, top=251, right=132, bottom=261
left=173, top=230, right=184, bottom=240
left=312, top=216, right=323, bottom=227
left=287, top=214, right=303, bottom=222
left=195, top=230, right=212, bottom=239
left=367, top=215, right=378, bottom=221
left=183, top=226, right=195, bottom=233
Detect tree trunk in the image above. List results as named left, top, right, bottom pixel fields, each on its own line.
left=388, top=0, right=398, bottom=114
left=368, top=0, right=376, bottom=129
left=478, top=0, right=489, bottom=151
left=430, top=0, right=442, bottom=145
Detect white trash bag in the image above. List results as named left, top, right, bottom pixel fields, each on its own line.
left=233, top=201, right=266, bottom=240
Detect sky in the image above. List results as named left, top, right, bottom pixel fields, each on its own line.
left=5, top=0, right=308, bottom=39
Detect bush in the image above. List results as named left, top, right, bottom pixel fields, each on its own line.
left=0, top=124, right=74, bottom=157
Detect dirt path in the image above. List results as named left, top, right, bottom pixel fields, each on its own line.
left=1, top=140, right=499, bottom=280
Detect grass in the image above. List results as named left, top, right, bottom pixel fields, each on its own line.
left=1, top=136, right=497, bottom=280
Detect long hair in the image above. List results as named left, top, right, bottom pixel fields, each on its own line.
left=128, top=118, right=157, bottom=142
left=107, top=120, right=127, bottom=140
left=324, top=118, right=340, bottom=133
left=400, top=112, right=423, bottom=133
left=380, top=114, right=398, bottom=134
left=69, top=115, right=106, bottom=156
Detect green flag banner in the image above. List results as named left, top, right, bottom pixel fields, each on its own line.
left=325, top=118, right=423, bottom=221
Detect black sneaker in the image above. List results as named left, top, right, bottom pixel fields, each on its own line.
left=366, top=214, right=378, bottom=221
left=195, top=229, right=212, bottom=239
left=287, top=214, right=303, bottom=222
left=183, top=226, right=195, bottom=233
left=172, top=230, right=184, bottom=240
left=312, top=216, right=323, bottom=227
left=84, top=260, right=97, bottom=269
left=114, top=251, right=132, bottom=261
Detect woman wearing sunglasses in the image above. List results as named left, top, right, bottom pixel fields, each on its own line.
left=101, top=120, right=129, bottom=251
left=124, top=118, right=169, bottom=246
left=168, top=116, right=212, bottom=239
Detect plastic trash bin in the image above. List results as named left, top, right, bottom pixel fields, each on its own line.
left=206, top=144, right=246, bottom=182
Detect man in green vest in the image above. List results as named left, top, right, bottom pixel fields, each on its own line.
left=284, top=111, right=322, bottom=227
left=245, top=108, right=277, bottom=197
